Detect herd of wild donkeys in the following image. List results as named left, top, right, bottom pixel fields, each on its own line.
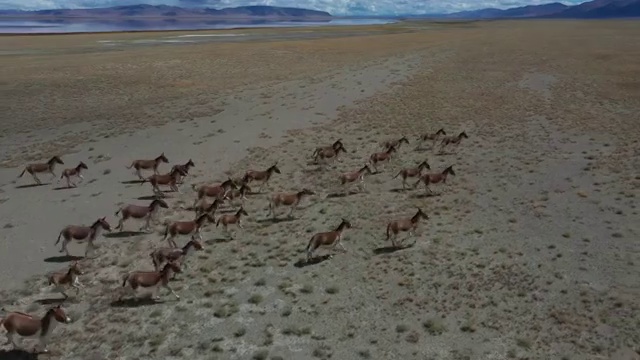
left=1, top=128, right=468, bottom=353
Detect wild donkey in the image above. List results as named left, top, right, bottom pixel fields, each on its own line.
left=59, top=162, right=88, bottom=188
left=306, top=219, right=352, bottom=262
left=417, top=128, right=446, bottom=149
left=47, top=262, right=84, bottom=299
left=127, top=152, right=169, bottom=180
left=18, top=156, right=64, bottom=185
left=393, top=160, right=430, bottom=190
left=115, top=199, right=169, bottom=232
left=439, top=131, right=469, bottom=153
left=386, top=208, right=429, bottom=248
left=141, top=167, right=187, bottom=197
left=192, top=179, right=237, bottom=207
left=413, top=165, right=456, bottom=195
left=267, top=188, right=314, bottom=219
left=242, top=162, right=281, bottom=193
left=120, top=261, right=182, bottom=301
left=0, top=305, right=72, bottom=353
left=171, top=159, right=195, bottom=184
left=312, top=140, right=347, bottom=164
left=55, top=217, right=111, bottom=257
left=150, top=239, right=204, bottom=272
left=369, top=145, right=397, bottom=172
left=163, top=214, right=215, bottom=248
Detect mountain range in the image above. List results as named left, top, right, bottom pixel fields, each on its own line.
left=0, top=0, right=638, bottom=19
left=438, top=0, right=640, bottom=19
left=0, top=5, right=332, bottom=18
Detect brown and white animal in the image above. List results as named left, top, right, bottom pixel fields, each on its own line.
left=306, top=219, right=352, bottom=262
left=0, top=305, right=72, bottom=353
left=55, top=217, right=111, bottom=257
left=150, top=239, right=204, bottom=272
left=216, top=206, right=249, bottom=238
left=381, top=136, right=409, bottom=150
left=47, top=262, right=84, bottom=299
left=141, top=167, right=187, bottom=196
left=191, top=179, right=237, bottom=207
left=171, top=159, right=195, bottom=184
left=439, top=131, right=469, bottom=152
left=127, top=152, right=169, bottom=180
left=369, top=145, right=397, bottom=172
left=392, top=160, right=431, bottom=190
left=59, top=161, right=88, bottom=188
left=413, top=165, right=456, bottom=194
left=18, top=156, right=64, bottom=185
left=386, top=208, right=429, bottom=247
left=241, top=163, right=281, bottom=193
left=115, top=199, right=169, bottom=232
left=417, top=128, right=447, bottom=149
left=267, top=188, right=315, bottom=219
left=339, top=164, right=373, bottom=193
left=225, top=183, right=252, bottom=207
left=163, top=214, right=215, bottom=248
left=119, top=261, right=182, bottom=301
left=312, top=141, right=347, bottom=164
left=188, top=197, right=226, bottom=219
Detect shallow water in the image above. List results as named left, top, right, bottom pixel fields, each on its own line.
left=0, top=18, right=395, bottom=34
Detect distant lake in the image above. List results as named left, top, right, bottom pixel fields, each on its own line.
left=0, top=18, right=395, bottom=34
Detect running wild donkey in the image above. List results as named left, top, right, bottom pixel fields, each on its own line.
left=127, top=152, right=169, bottom=180
left=0, top=304, right=72, bottom=353
left=18, top=156, right=64, bottom=185
left=56, top=217, right=111, bottom=257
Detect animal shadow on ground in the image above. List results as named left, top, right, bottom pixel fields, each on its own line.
left=326, top=190, right=360, bottom=199
left=0, top=349, right=39, bottom=360
left=293, top=255, right=332, bottom=268
left=110, top=297, right=163, bottom=308
left=34, top=297, right=66, bottom=305
left=104, top=231, right=147, bottom=238
left=205, top=238, right=233, bottom=245
left=121, top=180, right=145, bottom=184
left=410, top=192, right=440, bottom=199
left=389, top=188, right=409, bottom=193
left=15, top=183, right=50, bottom=189
left=137, top=195, right=164, bottom=201
left=43, top=255, right=83, bottom=263
left=256, top=217, right=295, bottom=225
left=52, top=186, right=76, bottom=191
left=373, top=243, right=415, bottom=255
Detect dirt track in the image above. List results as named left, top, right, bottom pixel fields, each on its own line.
left=0, top=20, right=639, bottom=360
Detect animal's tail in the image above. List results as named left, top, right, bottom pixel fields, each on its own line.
left=392, top=170, right=402, bottom=179
left=216, top=217, right=221, bottom=227
left=55, top=231, right=63, bottom=246
left=126, top=162, right=135, bottom=169
left=150, top=253, right=158, bottom=270
left=311, top=148, right=320, bottom=158
left=386, top=224, right=391, bottom=241
left=115, top=208, right=121, bottom=216
left=121, top=273, right=129, bottom=287
left=163, top=224, right=169, bottom=239
left=191, top=183, right=198, bottom=192
left=18, top=168, right=26, bottom=178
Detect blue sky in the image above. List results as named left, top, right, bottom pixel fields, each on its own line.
left=0, top=0, right=588, bottom=15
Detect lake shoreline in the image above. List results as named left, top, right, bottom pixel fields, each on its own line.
left=0, top=17, right=397, bottom=35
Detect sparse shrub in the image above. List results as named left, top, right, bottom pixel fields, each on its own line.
left=234, top=327, right=247, bottom=337
left=395, top=324, right=409, bottom=333
left=325, top=286, right=339, bottom=294
left=249, top=294, right=264, bottom=304
left=423, top=318, right=447, bottom=335
left=300, top=284, right=314, bottom=294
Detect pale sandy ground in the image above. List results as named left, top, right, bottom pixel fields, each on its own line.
left=0, top=20, right=639, bottom=360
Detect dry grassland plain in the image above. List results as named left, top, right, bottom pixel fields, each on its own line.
left=0, top=20, right=639, bottom=360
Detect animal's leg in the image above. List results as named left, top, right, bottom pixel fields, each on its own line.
left=38, top=336, right=49, bottom=353
left=136, top=168, right=144, bottom=180
left=144, top=216, right=151, bottom=232
left=8, top=332, right=20, bottom=349
left=32, top=172, right=42, bottom=185
left=338, top=242, right=347, bottom=253
left=49, top=170, right=56, bottom=180
left=165, top=284, right=180, bottom=300
left=402, top=178, right=407, bottom=190
left=288, top=205, right=295, bottom=218
left=116, top=217, right=125, bottom=231
left=78, top=174, right=84, bottom=182
left=238, top=221, right=244, bottom=230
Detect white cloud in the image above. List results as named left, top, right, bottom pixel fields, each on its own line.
left=0, top=0, right=587, bottom=15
